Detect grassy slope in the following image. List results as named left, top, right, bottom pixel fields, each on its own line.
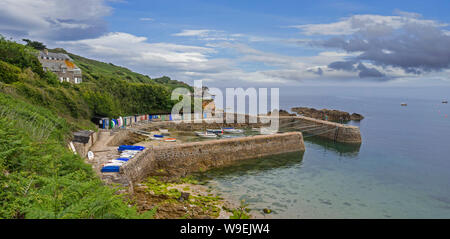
left=0, top=93, right=159, bottom=218
left=0, top=37, right=192, bottom=218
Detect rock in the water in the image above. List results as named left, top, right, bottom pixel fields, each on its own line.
left=350, top=113, right=364, bottom=121
left=263, top=208, right=272, bottom=214
left=291, top=107, right=364, bottom=122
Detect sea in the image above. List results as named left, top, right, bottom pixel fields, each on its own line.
left=196, top=86, right=450, bottom=218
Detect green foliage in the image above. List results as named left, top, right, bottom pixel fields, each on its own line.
left=0, top=36, right=196, bottom=219
left=143, top=176, right=223, bottom=218
left=228, top=200, right=251, bottom=219
left=0, top=94, right=153, bottom=219
left=0, top=60, right=21, bottom=84
left=0, top=36, right=44, bottom=77
left=22, top=39, right=46, bottom=51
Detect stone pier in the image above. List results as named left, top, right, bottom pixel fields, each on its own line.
left=120, top=132, right=305, bottom=182
left=279, top=116, right=362, bottom=144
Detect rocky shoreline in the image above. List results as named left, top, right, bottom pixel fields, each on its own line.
left=291, top=107, right=364, bottom=122
left=132, top=176, right=252, bottom=219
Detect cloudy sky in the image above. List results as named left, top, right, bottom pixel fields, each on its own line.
left=1, top=0, right=450, bottom=89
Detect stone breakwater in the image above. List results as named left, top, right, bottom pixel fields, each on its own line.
left=121, top=132, right=305, bottom=182
left=279, top=116, right=362, bottom=144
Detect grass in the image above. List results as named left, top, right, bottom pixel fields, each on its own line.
left=0, top=94, right=155, bottom=218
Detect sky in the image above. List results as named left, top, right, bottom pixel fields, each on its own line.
left=1, top=0, right=450, bottom=89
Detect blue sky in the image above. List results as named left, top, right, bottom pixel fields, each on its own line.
left=1, top=0, right=450, bottom=88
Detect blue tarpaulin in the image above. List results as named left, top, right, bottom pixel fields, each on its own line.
left=118, top=145, right=146, bottom=151
left=101, top=165, right=121, bottom=173
left=115, top=158, right=130, bottom=162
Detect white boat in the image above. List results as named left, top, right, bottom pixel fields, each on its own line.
left=223, top=128, right=244, bottom=134
left=197, top=132, right=218, bottom=138
left=103, top=162, right=124, bottom=167
left=260, top=128, right=277, bottom=135
left=251, top=128, right=260, bottom=132
left=121, top=150, right=139, bottom=155
left=159, top=129, right=169, bottom=133
left=108, top=160, right=127, bottom=165
left=150, top=136, right=163, bottom=140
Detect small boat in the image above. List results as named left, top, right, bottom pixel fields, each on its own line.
left=197, top=132, right=218, bottom=138
left=118, top=145, right=145, bottom=151
left=120, top=152, right=137, bottom=158
left=115, top=158, right=130, bottom=162
left=223, top=128, right=244, bottom=134
left=221, top=134, right=244, bottom=139
left=150, top=136, right=163, bottom=140
left=108, top=159, right=127, bottom=165
left=153, top=134, right=164, bottom=138
left=159, top=129, right=169, bottom=133
left=443, top=100, right=448, bottom=104
left=401, top=103, right=407, bottom=106
left=251, top=128, right=260, bottom=132
left=206, top=129, right=223, bottom=134
left=260, top=128, right=278, bottom=135
left=102, top=162, right=123, bottom=167
left=164, top=138, right=177, bottom=142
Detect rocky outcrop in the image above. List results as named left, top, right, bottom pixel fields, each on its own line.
left=350, top=113, right=364, bottom=121
left=267, top=109, right=297, bottom=117
left=291, top=107, right=364, bottom=121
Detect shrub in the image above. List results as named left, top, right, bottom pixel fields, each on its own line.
left=0, top=60, right=21, bottom=84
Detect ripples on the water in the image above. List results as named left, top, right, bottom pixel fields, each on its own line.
left=195, top=95, right=450, bottom=218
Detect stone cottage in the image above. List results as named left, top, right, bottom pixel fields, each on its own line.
left=38, top=49, right=82, bottom=84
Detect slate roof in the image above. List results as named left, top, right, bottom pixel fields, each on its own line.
left=38, top=51, right=72, bottom=61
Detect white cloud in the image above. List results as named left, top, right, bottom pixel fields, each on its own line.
left=290, top=13, right=447, bottom=36
left=0, top=0, right=111, bottom=40
left=172, top=29, right=241, bottom=41
left=173, top=29, right=213, bottom=37
left=139, top=17, right=154, bottom=21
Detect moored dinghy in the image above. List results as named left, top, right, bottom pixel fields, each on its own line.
left=206, top=129, right=223, bottom=134
left=196, top=132, right=218, bottom=138
left=223, top=128, right=244, bottom=134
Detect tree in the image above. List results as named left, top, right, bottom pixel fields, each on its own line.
left=22, top=39, right=46, bottom=50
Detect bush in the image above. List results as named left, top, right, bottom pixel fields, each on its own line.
left=0, top=94, right=154, bottom=219
left=0, top=60, right=21, bottom=84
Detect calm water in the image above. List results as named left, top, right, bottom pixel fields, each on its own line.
left=197, top=87, right=450, bottom=218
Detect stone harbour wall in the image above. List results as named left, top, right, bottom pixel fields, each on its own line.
left=279, top=116, right=362, bottom=144
left=120, top=132, right=305, bottom=181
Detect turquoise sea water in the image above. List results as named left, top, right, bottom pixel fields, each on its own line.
left=198, top=87, right=450, bottom=218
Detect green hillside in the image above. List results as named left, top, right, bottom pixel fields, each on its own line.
left=0, top=36, right=189, bottom=218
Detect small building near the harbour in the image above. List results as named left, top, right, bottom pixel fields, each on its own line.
left=38, top=49, right=82, bottom=84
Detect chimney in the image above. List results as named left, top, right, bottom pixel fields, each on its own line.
left=44, top=49, right=48, bottom=55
